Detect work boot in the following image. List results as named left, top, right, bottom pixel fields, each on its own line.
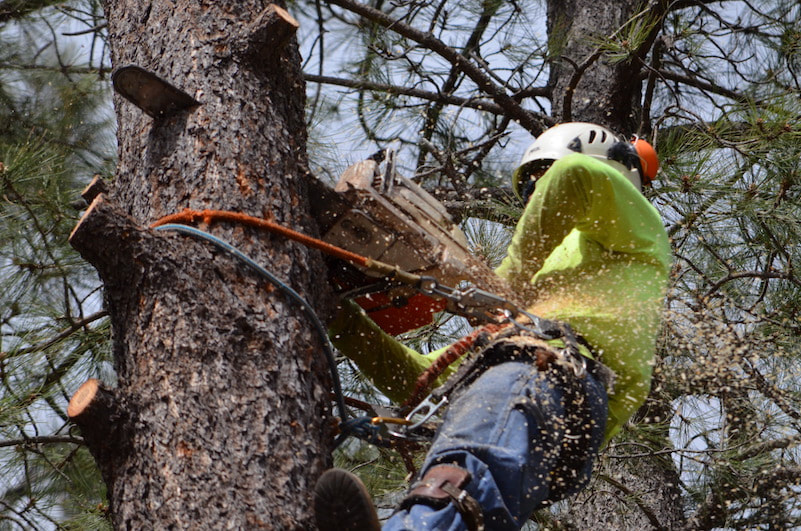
left=313, top=468, right=381, bottom=531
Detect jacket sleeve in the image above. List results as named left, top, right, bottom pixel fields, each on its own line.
left=329, top=299, right=451, bottom=403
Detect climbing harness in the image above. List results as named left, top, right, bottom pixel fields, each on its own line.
left=425, top=326, right=614, bottom=409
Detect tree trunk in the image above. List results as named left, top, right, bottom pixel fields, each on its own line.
left=544, top=1, right=687, bottom=528
left=547, top=0, right=659, bottom=133
left=70, top=1, right=333, bottom=528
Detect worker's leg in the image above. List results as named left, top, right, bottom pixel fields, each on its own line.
left=384, top=361, right=607, bottom=531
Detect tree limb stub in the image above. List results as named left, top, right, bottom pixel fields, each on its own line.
left=69, top=194, right=149, bottom=287
left=80, top=174, right=109, bottom=203
left=68, top=378, right=115, bottom=435
left=67, top=378, right=129, bottom=488
left=304, top=73, right=508, bottom=115
left=240, top=4, right=299, bottom=63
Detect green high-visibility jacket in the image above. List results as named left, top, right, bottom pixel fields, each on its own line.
left=330, top=153, right=672, bottom=444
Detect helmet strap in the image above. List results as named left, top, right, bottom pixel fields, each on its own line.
left=606, top=142, right=644, bottom=181
left=516, top=159, right=555, bottom=203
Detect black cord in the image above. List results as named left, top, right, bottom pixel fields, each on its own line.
left=154, top=224, right=352, bottom=431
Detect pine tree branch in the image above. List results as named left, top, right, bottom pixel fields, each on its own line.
left=0, top=62, right=106, bottom=75
left=742, top=359, right=801, bottom=423
left=0, top=0, right=64, bottom=23
left=324, top=0, right=549, bottom=135
left=666, top=168, right=746, bottom=237
left=686, top=464, right=801, bottom=530
left=704, top=269, right=798, bottom=299
left=0, top=435, right=84, bottom=448
left=656, top=68, right=752, bottom=104
left=0, top=310, right=108, bottom=360
left=304, top=73, right=511, bottom=115
left=61, top=22, right=107, bottom=37
left=427, top=185, right=517, bottom=225
left=670, top=0, right=741, bottom=8
left=735, top=434, right=801, bottom=461
left=415, top=0, right=503, bottom=169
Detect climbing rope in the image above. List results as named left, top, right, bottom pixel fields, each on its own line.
left=152, top=208, right=421, bottom=283
left=154, top=209, right=368, bottom=266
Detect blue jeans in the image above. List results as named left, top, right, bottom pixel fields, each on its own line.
left=384, top=361, right=608, bottom=531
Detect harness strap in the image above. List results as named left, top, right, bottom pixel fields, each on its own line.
left=400, top=465, right=484, bottom=531
left=401, top=323, right=507, bottom=412
left=431, top=327, right=615, bottom=405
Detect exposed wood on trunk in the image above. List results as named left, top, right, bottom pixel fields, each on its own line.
left=67, top=378, right=131, bottom=492
left=67, top=379, right=121, bottom=450
left=111, top=65, right=201, bottom=119
left=80, top=175, right=109, bottom=203
left=238, top=4, right=300, bottom=63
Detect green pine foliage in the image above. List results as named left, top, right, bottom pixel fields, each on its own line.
left=1, top=1, right=113, bottom=528
left=630, top=100, right=801, bottom=528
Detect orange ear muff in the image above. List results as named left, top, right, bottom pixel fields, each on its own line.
left=632, top=138, right=659, bottom=185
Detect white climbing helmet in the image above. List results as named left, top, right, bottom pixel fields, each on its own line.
left=512, top=122, right=654, bottom=202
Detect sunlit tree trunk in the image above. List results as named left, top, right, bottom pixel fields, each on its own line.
left=69, top=1, right=333, bottom=527
left=546, top=0, right=658, bottom=133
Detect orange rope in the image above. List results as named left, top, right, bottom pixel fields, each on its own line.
left=152, top=208, right=370, bottom=267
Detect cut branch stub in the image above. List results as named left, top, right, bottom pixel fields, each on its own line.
left=67, top=378, right=130, bottom=492
left=68, top=194, right=150, bottom=287
left=67, top=378, right=129, bottom=487
left=68, top=378, right=116, bottom=433
left=112, top=65, right=201, bottom=119
left=81, top=174, right=109, bottom=203
left=239, top=4, right=299, bottom=64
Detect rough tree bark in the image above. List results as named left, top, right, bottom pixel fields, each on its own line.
left=69, top=1, right=332, bottom=528
left=547, top=0, right=661, bottom=133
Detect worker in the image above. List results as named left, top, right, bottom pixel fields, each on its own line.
left=313, top=122, right=671, bottom=530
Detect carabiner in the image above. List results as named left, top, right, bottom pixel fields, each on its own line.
left=405, top=395, right=449, bottom=430
left=572, top=353, right=587, bottom=379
